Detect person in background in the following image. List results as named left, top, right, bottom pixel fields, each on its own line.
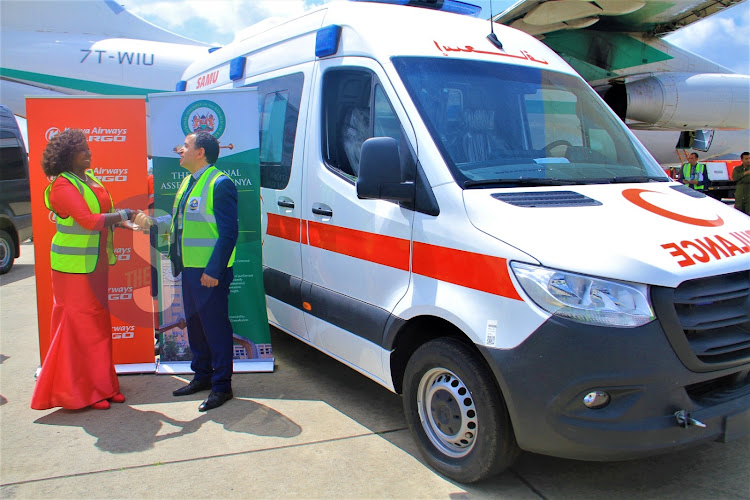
left=31, top=129, right=134, bottom=411
left=733, top=151, right=750, bottom=215
left=681, top=152, right=707, bottom=191
left=134, top=131, right=238, bottom=412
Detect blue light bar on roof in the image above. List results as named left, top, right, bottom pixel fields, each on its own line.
left=348, top=0, right=481, bottom=17
left=175, top=80, right=187, bottom=92
left=230, top=57, right=246, bottom=81
left=316, top=25, right=342, bottom=58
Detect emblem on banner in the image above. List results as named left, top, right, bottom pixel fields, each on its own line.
left=181, top=100, right=226, bottom=138
left=45, top=127, right=61, bottom=141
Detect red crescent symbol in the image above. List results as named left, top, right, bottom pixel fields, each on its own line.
left=622, top=189, right=723, bottom=227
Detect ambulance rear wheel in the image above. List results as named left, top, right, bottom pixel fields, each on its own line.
left=402, top=337, right=519, bottom=483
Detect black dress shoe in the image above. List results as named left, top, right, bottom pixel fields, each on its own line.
left=198, top=391, right=233, bottom=412
left=172, top=379, right=211, bottom=396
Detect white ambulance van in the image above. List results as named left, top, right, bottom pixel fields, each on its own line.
left=180, top=0, right=750, bottom=483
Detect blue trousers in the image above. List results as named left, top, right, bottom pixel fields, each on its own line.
left=182, top=267, right=234, bottom=393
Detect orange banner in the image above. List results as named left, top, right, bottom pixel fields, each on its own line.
left=26, top=97, right=154, bottom=368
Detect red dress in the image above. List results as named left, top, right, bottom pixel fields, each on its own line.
left=31, top=178, right=120, bottom=410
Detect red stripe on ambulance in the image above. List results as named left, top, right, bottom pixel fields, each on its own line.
left=306, top=220, right=410, bottom=271
left=413, top=242, right=523, bottom=300
left=265, top=214, right=521, bottom=299
left=267, top=213, right=301, bottom=242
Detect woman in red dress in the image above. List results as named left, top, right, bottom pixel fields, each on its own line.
left=31, top=129, right=134, bottom=411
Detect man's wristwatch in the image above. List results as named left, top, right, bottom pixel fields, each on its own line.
left=118, top=209, right=133, bottom=222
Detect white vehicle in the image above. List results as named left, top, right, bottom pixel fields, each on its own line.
left=180, top=0, right=750, bottom=483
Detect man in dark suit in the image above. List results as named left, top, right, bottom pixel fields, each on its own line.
left=135, top=131, right=238, bottom=411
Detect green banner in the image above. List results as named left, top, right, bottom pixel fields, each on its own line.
left=148, top=88, right=272, bottom=372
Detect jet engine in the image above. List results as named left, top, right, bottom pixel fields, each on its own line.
left=597, top=73, right=750, bottom=130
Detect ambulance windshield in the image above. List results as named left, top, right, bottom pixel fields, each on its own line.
left=393, top=57, right=667, bottom=188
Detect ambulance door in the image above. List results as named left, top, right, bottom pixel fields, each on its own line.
left=257, top=72, right=309, bottom=339
left=301, top=59, right=416, bottom=381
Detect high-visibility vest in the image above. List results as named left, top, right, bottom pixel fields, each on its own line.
left=44, top=171, right=115, bottom=273
left=171, top=166, right=236, bottom=269
left=682, top=162, right=706, bottom=190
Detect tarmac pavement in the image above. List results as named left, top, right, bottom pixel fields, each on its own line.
left=1, top=241, right=749, bottom=499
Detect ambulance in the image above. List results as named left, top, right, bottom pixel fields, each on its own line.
left=179, top=0, right=750, bottom=483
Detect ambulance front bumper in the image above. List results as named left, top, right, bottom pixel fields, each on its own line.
left=478, top=316, right=750, bottom=461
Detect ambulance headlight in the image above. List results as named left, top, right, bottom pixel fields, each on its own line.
left=510, top=263, right=655, bottom=328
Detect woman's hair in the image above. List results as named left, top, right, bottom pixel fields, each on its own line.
left=41, top=129, right=89, bottom=177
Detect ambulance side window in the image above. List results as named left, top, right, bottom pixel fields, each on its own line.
left=256, top=73, right=304, bottom=190
left=321, top=69, right=375, bottom=179
left=322, top=68, right=410, bottom=181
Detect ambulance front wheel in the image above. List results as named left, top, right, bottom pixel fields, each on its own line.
left=402, top=337, right=519, bottom=483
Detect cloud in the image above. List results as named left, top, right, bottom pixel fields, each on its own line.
left=665, top=2, right=750, bottom=74
left=122, top=0, right=329, bottom=45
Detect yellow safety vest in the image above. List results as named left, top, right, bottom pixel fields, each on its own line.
left=682, top=162, right=706, bottom=190
left=44, top=171, right=115, bottom=273
left=171, top=166, right=236, bottom=269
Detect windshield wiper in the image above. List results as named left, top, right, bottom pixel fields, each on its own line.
left=464, top=178, right=582, bottom=188
left=604, top=176, right=668, bottom=184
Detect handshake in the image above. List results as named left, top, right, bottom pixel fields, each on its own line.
left=117, top=209, right=157, bottom=231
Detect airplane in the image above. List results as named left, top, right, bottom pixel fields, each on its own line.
left=492, top=0, right=750, bottom=165
left=0, top=0, right=212, bottom=116
left=1, top=0, right=748, bottom=167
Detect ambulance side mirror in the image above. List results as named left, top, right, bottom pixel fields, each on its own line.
left=356, top=137, right=414, bottom=203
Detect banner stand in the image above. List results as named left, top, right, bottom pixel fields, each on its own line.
left=156, top=360, right=274, bottom=375
left=26, top=96, right=156, bottom=371
left=155, top=361, right=192, bottom=375
left=148, top=88, right=273, bottom=375
left=116, top=363, right=157, bottom=374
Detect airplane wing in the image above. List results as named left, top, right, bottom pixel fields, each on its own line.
left=491, top=0, right=749, bottom=135
left=1, top=0, right=209, bottom=46
left=493, top=0, right=744, bottom=81
left=494, top=0, right=745, bottom=37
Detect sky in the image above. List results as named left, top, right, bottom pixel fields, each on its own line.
left=118, top=0, right=750, bottom=75
left=12, top=0, right=750, bottom=147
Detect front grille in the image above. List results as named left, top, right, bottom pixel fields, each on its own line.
left=654, top=270, right=750, bottom=371
left=686, top=371, right=750, bottom=406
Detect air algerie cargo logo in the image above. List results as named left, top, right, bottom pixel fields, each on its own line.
left=181, top=100, right=226, bottom=138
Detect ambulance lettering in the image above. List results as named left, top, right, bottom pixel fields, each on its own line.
left=196, top=70, right=219, bottom=89
left=433, top=40, right=548, bottom=64
left=661, top=229, right=750, bottom=267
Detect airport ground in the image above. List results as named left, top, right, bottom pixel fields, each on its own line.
left=1, top=241, right=749, bottom=499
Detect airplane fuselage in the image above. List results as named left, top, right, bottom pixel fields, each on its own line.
left=0, top=31, right=210, bottom=115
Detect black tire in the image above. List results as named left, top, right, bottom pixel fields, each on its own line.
left=0, top=230, right=14, bottom=275
left=402, top=337, right=519, bottom=483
